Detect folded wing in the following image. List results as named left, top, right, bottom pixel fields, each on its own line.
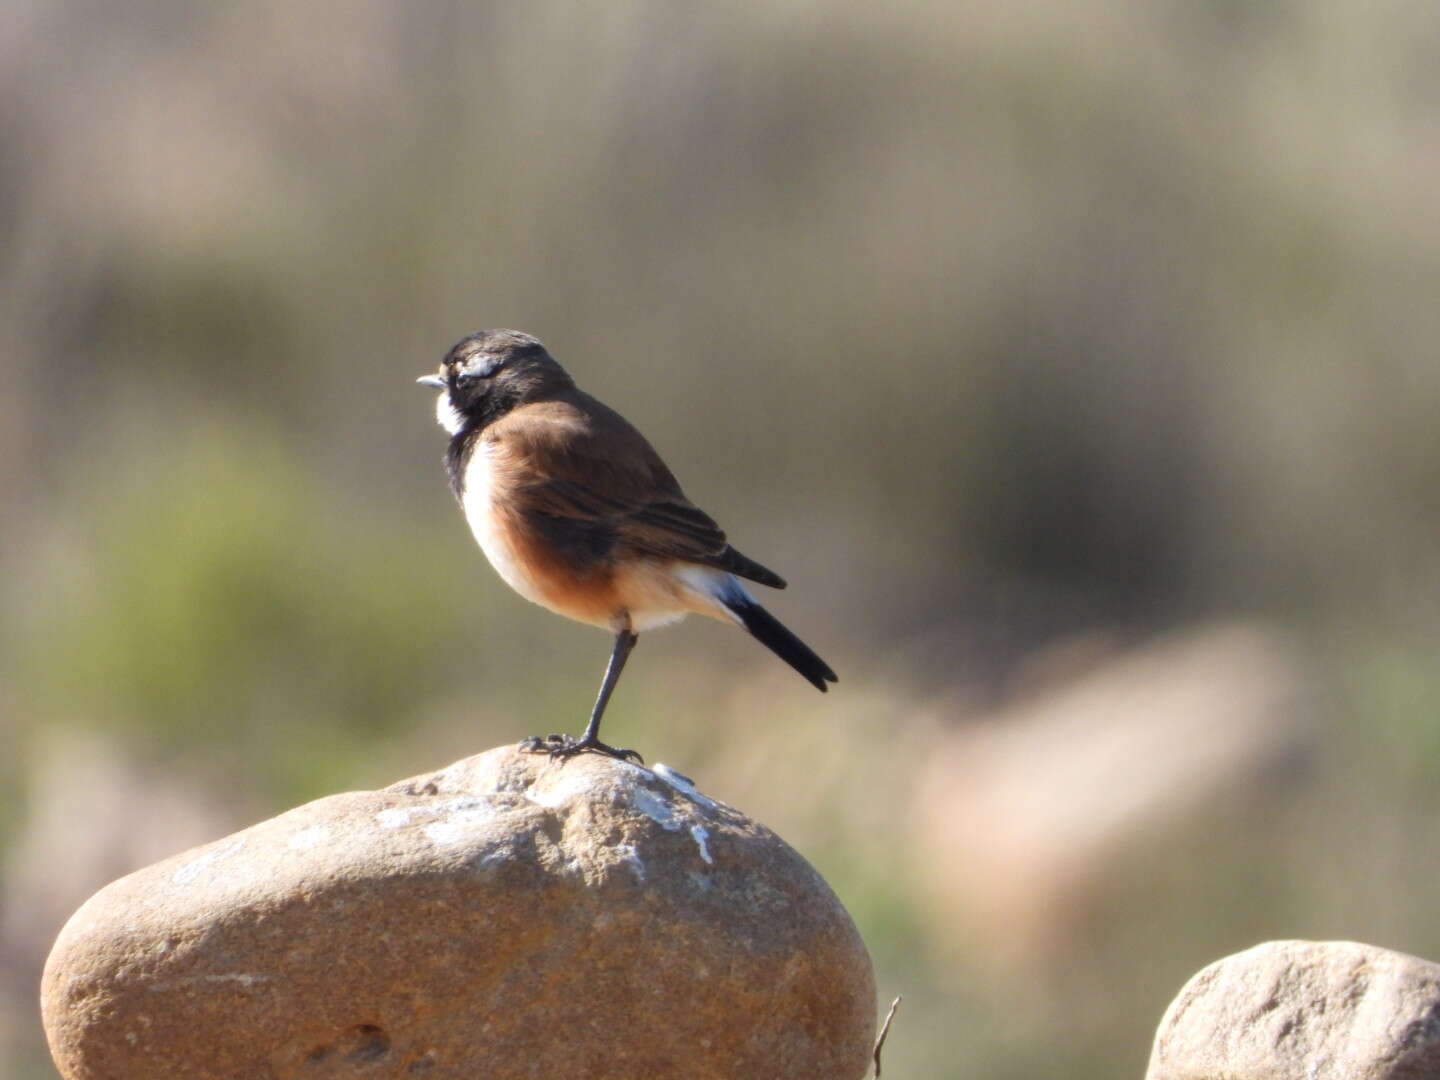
left=504, top=395, right=787, bottom=589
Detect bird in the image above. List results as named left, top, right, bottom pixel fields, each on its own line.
left=418, top=329, right=836, bottom=763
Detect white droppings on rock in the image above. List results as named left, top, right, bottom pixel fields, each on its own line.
left=171, top=839, right=245, bottom=885
left=378, top=797, right=508, bottom=840
left=374, top=807, right=415, bottom=829
left=286, top=825, right=330, bottom=851
left=420, top=821, right=461, bottom=846
left=630, top=785, right=682, bottom=831
left=614, top=843, right=646, bottom=882
left=525, top=773, right=600, bottom=809
left=653, top=764, right=719, bottom=811
left=439, top=796, right=494, bottom=813
left=475, top=846, right=514, bottom=868
left=690, top=825, right=714, bottom=865
left=422, top=814, right=482, bottom=846
left=417, top=799, right=501, bottom=846
left=632, top=784, right=715, bottom=865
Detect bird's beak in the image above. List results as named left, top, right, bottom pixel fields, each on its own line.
left=416, top=374, right=446, bottom=389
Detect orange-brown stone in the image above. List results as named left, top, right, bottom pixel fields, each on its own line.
left=42, top=746, right=876, bottom=1079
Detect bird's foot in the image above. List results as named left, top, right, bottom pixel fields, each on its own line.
left=519, top=733, right=644, bottom=765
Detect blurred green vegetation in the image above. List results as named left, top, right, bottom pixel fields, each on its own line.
left=16, top=420, right=479, bottom=806
left=5, top=1, right=1440, bottom=1076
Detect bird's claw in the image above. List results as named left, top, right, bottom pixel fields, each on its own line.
left=519, top=734, right=644, bottom=765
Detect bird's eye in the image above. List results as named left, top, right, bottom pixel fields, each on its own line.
left=455, top=372, right=481, bottom=389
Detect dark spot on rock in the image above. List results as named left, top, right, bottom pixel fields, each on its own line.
left=305, top=1045, right=331, bottom=1064
left=345, top=1024, right=390, bottom=1063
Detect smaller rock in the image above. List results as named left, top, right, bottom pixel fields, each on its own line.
left=1148, top=939, right=1440, bottom=1080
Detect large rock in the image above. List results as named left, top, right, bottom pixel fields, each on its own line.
left=1148, top=939, right=1440, bottom=1080
left=42, top=746, right=875, bottom=1079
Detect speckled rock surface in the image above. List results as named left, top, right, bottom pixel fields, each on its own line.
left=42, top=746, right=875, bottom=1079
left=1148, top=940, right=1440, bottom=1080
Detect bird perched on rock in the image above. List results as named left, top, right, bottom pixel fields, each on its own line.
left=419, top=329, right=836, bottom=762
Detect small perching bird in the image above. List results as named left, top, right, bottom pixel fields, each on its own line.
left=419, top=329, right=836, bottom=762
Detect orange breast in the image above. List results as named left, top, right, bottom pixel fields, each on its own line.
left=501, top=510, right=624, bottom=628
left=490, top=507, right=728, bottom=632
left=464, top=422, right=731, bottom=633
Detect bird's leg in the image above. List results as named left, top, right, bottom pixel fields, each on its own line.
left=579, top=627, right=639, bottom=749
left=521, top=628, right=642, bottom=764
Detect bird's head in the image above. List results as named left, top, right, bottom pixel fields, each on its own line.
left=418, top=329, right=573, bottom=435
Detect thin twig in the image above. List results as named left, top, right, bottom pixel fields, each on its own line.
left=872, top=995, right=902, bottom=1078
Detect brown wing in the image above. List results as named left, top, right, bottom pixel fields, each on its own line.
left=495, top=392, right=787, bottom=588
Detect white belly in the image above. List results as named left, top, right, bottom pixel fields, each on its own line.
left=457, top=436, right=722, bottom=634
left=460, top=440, right=549, bottom=607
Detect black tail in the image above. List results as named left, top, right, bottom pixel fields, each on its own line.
left=725, top=595, right=838, bottom=692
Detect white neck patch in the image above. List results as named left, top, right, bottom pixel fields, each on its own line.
left=434, top=391, right=465, bottom=435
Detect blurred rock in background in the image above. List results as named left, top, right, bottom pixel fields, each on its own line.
left=910, top=623, right=1308, bottom=976
left=0, top=731, right=234, bottom=1073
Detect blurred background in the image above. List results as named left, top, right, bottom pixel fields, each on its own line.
left=4, top=1, right=1440, bottom=1075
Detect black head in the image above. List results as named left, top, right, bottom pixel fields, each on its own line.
left=418, top=329, right=573, bottom=434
